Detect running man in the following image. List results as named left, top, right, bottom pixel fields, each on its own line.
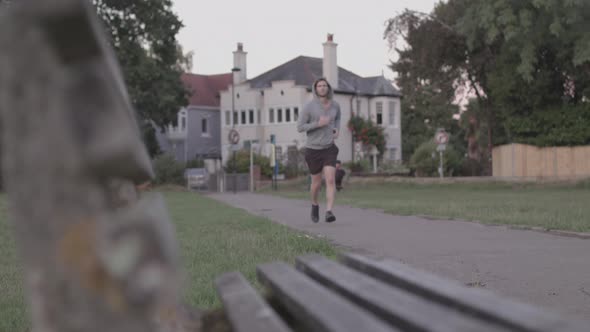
left=297, top=78, right=341, bottom=223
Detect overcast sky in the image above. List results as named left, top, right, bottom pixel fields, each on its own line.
left=172, top=0, right=440, bottom=80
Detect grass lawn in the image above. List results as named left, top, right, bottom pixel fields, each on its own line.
left=0, top=191, right=339, bottom=332
left=270, top=179, right=590, bottom=233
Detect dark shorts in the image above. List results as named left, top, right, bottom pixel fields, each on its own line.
left=305, top=145, right=339, bottom=175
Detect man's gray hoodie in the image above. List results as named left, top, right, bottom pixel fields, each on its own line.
left=297, top=78, right=341, bottom=150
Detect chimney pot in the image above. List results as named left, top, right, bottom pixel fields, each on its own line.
left=322, top=34, right=338, bottom=88
left=233, top=42, right=247, bottom=83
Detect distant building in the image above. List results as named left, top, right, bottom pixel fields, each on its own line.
left=156, top=72, right=232, bottom=164
left=219, top=35, right=402, bottom=167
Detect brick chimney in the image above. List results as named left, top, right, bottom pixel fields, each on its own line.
left=233, top=42, right=247, bottom=84
left=322, top=33, right=338, bottom=89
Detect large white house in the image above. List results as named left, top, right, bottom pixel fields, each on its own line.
left=219, top=35, right=402, bottom=167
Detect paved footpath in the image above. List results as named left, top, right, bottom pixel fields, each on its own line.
left=209, top=192, right=590, bottom=322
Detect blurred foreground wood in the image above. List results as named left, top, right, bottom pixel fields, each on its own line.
left=0, top=0, right=199, bottom=331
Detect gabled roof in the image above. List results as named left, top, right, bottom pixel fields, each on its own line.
left=247, top=56, right=401, bottom=97
left=181, top=73, right=233, bottom=107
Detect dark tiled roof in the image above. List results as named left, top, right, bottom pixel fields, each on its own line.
left=181, top=73, right=233, bottom=107
left=247, top=56, right=401, bottom=97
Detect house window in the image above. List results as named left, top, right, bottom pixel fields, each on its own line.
left=233, top=111, right=238, bottom=126
left=249, top=109, right=254, bottom=124
left=225, top=110, right=230, bottom=126
left=269, top=108, right=274, bottom=123
left=201, top=118, right=208, bottom=134
left=180, top=115, right=187, bottom=130
left=277, top=108, right=283, bottom=123
left=388, top=147, right=397, bottom=160
left=356, top=99, right=361, bottom=114
left=376, top=102, right=383, bottom=125
left=286, top=108, right=291, bottom=122
left=294, top=107, right=299, bottom=121
left=257, top=109, right=261, bottom=124
left=241, top=110, right=246, bottom=125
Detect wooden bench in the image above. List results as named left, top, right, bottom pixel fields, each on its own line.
left=205, top=253, right=586, bottom=332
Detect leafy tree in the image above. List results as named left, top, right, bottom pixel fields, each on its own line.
left=93, top=0, right=189, bottom=155
left=385, top=0, right=590, bottom=174
left=1, top=0, right=190, bottom=156
left=384, top=5, right=472, bottom=163
left=457, top=0, right=590, bottom=146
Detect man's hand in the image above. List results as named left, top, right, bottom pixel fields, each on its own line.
left=317, top=116, right=330, bottom=127
left=333, top=128, right=339, bottom=139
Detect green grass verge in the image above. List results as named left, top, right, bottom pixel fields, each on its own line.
left=270, top=179, right=590, bottom=232
left=0, top=192, right=339, bottom=332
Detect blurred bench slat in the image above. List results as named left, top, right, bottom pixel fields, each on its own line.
left=215, top=271, right=291, bottom=332
left=295, top=254, right=510, bottom=332
left=256, top=261, right=397, bottom=332
left=204, top=253, right=587, bottom=332
left=341, top=253, right=587, bottom=332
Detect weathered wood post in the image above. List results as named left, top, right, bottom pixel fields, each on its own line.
left=0, top=0, right=196, bottom=331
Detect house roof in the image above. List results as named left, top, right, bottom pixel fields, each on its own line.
left=247, top=56, right=401, bottom=97
left=181, top=73, right=233, bottom=107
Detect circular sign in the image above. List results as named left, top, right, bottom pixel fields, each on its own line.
left=435, top=131, right=449, bottom=145
left=228, top=129, right=240, bottom=145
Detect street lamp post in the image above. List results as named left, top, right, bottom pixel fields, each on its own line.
left=231, top=67, right=241, bottom=193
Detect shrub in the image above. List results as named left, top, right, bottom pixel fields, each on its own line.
left=409, top=141, right=462, bottom=177
left=225, top=151, right=283, bottom=178
left=378, top=161, right=411, bottom=175
left=348, top=116, right=386, bottom=155
left=344, top=159, right=371, bottom=173
left=153, top=154, right=185, bottom=185
left=185, top=159, right=205, bottom=168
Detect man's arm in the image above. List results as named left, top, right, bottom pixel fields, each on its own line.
left=333, top=104, right=342, bottom=138
left=297, top=104, right=318, bottom=133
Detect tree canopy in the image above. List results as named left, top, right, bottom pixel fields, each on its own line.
left=1, top=0, right=190, bottom=156
left=386, top=0, right=590, bottom=171
left=93, top=0, right=189, bottom=156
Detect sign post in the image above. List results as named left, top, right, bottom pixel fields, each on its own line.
left=228, top=129, right=240, bottom=193
left=270, top=134, right=278, bottom=191
left=249, top=140, right=259, bottom=192
left=435, top=129, right=449, bottom=179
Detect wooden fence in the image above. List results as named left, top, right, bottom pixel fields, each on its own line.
left=492, top=143, right=590, bottom=179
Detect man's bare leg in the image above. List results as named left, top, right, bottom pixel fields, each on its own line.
left=310, top=173, right=322, bottom=205
left=310, top=173, right=322, bottom=222
left=323, top=166, right=336, bottom=222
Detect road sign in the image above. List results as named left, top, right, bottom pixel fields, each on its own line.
left=434, top=129, right=448, bottom=179
left=435, top=131, right=449, bottom=145
left=228, top=129, right=240, bottom=144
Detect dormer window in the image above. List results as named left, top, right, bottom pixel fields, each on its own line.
left=179, top=110, right=187, bottom=131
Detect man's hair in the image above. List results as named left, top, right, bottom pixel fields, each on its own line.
left=336, top=160, right=341, bottom=164
left=314, top=78, right=331, bottom=92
